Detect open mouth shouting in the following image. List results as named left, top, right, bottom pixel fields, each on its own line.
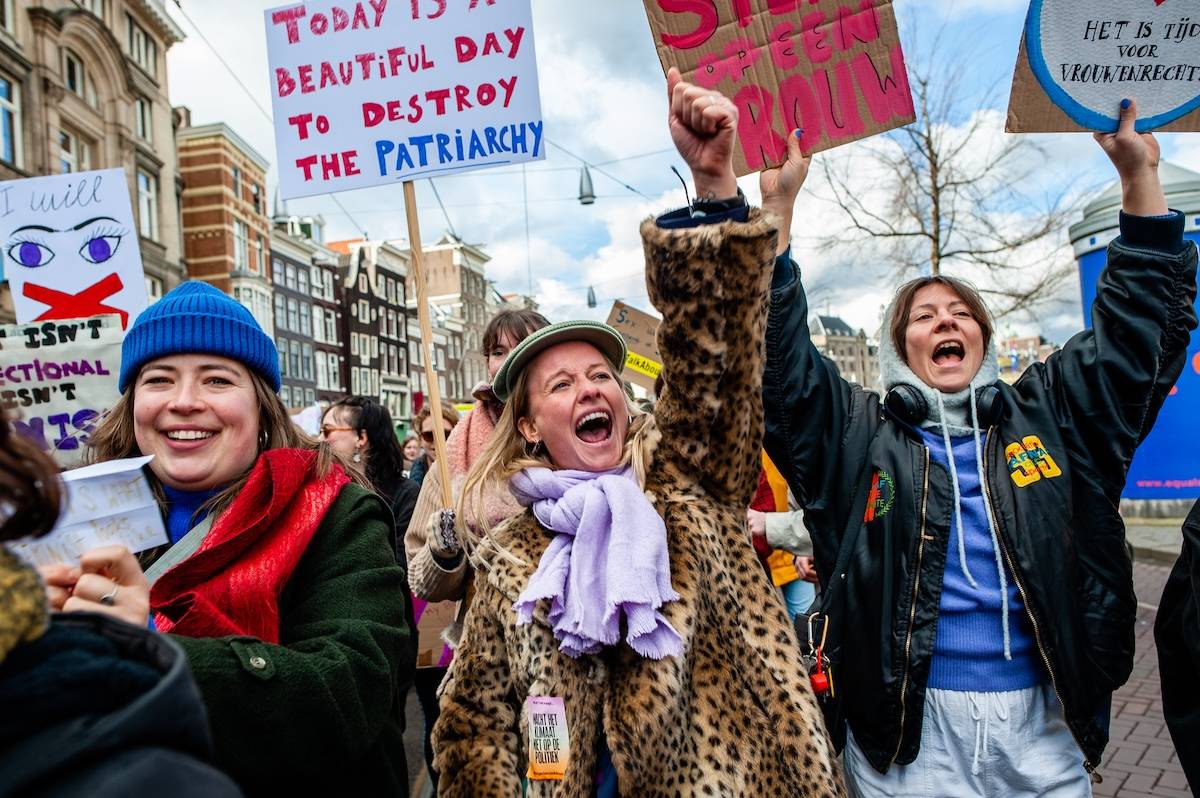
left=575, top=409, right=613, bottom=444
left=932, top=339, right=965, bottom=367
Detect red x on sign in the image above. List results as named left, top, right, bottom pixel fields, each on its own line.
left=24, top=272, right=128, bottom=328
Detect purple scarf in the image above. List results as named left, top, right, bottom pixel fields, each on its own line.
left=510, top=466, right=683, bottom=660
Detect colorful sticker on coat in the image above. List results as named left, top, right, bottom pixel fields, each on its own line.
left=1005, top=434, right=1064, bottom=488
left=526, top=695, right=569, bottom=781
left=864, top=469, right=896, bottom=522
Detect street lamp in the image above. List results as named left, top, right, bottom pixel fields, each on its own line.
left=578, top=165, right=596, bottom=205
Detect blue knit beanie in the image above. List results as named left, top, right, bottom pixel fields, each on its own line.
left=119, top=280, right=281, bottom=392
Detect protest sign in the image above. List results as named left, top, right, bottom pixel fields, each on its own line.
left=1008, top=1, right=1200, bottom=133
left=0, top=314, right=122, bottom=468
left=642, top=0, right=915, bottom=175
left=606, top=301, right=663, bottom=393
left=8, top=456, right=167, bottom=568
left=265, top=0, right=545, bottom=199
left=0, top=168, right=147, bottom=328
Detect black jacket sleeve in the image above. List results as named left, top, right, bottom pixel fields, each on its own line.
left=762, top=252, right=866, bottom=557
left=1015, top=211, right=1198, bottom=496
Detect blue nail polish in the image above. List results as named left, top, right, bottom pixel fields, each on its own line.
left=794, top=129, right=804, bottom=138
left=1120, top=98, right=1131, bottom=110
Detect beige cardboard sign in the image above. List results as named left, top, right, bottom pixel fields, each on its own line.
left=1008, top=1, right=1200, bottom=133
left=605, top=301, right=663, bottom=393
left=642, top=0, right=915, bottom=175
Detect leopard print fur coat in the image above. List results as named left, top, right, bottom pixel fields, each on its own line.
left=433, top=210, right=845, bottom=798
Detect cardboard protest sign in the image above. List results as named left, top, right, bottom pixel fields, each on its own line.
left=265, top=0, right=545, bottom=199
left=1, top=169, right=147, bottom=328
left=0, top=314, right=122, bottom=468
left=642, top=0, right=915, bottom=175
left=1008, top=1, right=1200, bottom=133
left=605, top=301, right=663, bottom=393
left=9, top=456, right=167, bottom=568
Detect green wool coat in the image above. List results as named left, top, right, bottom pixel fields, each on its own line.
left=171, top=483, right=412, bottom=796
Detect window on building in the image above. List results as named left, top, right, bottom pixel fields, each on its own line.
left=62, top=50, right=97, bottom=108
left=233, top=219, right=248, bottom=271
left=272, top=258, right=284, bottom=285
left=286, top=297, right=298, bottom=331
left=58, top=129, right=90, bottom=173
left=305, top=388, right=315, bottom=405
left=350, top=332, right=359, bottom=356
left=0, top=1, right=14, bottom=34
left=358, top=299, right=369, bottom=321
left=136, top=168, right=158, bottom=239
left=0, top=73, right=20, bottom=167
left=276, top=337, right=288, bottom=377
left=126, top=15, right=158, bottom=78
left=351, top=368, right=360, bottom=395
left=231, top=165, right=242, bottom=201
left=311, top=306, right=324, bottom=342
left=323, top=271, right=333, bottom=298
left=299, top=301, right=311, bottom=336
left=251, top=183, right=262, bottom=214
left=145, top=275, right=163, bottom=303
left=253, top=234, right=263, bottom=274
left=379, top=312, right=386, bottom=336
left=289, top=340, right=300, bottom=377
left=315, top=351, right=327, bottom=389
left=280, top=385, right=291, bottom=407
left=302, top=343, right=313, bottom=381
left=358, top=273, right=367, bottom=293
left=134, top=96, right=151, bottom=141
left=285, top=264, right=297, bottom=291
left=370, top=336, right=378, bottom=359
left=298, top=267, right=308, bottom=296
left=78, top=0, right=104, bottom=18
left=325, top=310, right=337, bottom=343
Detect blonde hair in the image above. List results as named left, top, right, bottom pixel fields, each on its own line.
left=456, top=354, right=651, bottom=564
left=87, top=366, right=367, bottom=523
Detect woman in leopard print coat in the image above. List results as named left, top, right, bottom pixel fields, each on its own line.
left=431, top=69, right=844, bottom=798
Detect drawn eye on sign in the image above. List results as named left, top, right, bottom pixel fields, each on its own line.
left=1009, top=0, right=1200, bottom=133
left=0, top=168, right=147, bottom=329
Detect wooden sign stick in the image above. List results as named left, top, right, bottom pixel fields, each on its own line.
left=403, top=180, right=454, bottom=508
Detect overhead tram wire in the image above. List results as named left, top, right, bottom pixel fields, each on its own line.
left=172, top=0, right=373, bottom=242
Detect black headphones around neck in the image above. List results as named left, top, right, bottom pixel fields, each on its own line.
left=884, top=384, right=1004, bottom=428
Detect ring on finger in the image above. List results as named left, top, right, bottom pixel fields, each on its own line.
left=99, top=584, right=119, bottom=606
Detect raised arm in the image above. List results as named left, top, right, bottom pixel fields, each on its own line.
left=1024, top=100, right=1198, bottom=493
left=644, top=69, right=778, bottom=506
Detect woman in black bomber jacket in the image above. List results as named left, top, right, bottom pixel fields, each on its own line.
left=761, top=100, right=1198, bottom=796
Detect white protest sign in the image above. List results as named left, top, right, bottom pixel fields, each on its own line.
left=291, top=402, right=323, bottom=436
left=1010, top=0, right=1200, bottom=132
left=8, top=456, right=168, bottom=568
left=0, top=314, right=123, bottom=469
left=265, top=0, right=545, bottom=199
left=0, top=168, right=147, bottom=328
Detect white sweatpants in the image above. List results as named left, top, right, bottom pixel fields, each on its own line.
left=843, top=685, right=1093, bottom=798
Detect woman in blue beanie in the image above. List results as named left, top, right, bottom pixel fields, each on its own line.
left=39, top=281, right=413, bottom=797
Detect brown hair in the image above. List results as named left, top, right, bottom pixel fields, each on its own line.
left=0, top=415, right=62, bottom=543
left=482, top=308, right=550, bottom=355
left=889, top=275, right=993, bottom=364
left=87, top=366, right=366, bottom=522
left=413, top=403, right=461, bottom=434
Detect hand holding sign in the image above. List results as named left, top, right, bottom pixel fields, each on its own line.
left=1094, top=99, right=1168, bottom=216
left=42, top=545, right=151, bottom=628
left=759, top=130, right=811, bottom=256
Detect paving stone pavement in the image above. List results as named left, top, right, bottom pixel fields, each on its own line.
left=1093, top=560, right=1192, bottom=798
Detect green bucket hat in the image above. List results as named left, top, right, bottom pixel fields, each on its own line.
left=492, top=320, right=627, bottom=403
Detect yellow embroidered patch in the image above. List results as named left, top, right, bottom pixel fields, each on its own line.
left=1005, top=435, right=1063, bottom=487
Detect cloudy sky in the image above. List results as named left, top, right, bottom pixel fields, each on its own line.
left=164, top=0, right=1200, bottom=344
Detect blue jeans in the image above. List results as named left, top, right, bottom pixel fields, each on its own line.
left=781, top=578, right=815, bottom=620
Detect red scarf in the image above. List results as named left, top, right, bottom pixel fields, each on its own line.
left=150, top=449, right=350, bottom=643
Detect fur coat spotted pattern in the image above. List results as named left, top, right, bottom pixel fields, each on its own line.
left=432, top=210, right=845, bottom=798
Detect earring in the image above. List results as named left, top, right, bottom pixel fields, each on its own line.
left=353, top=447, right=362, bottom=464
